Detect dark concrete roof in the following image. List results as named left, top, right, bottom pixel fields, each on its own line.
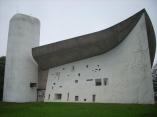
left=32, top=9, right=156, bottom=70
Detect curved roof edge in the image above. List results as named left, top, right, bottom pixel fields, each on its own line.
left=32, top=9, right=156, bottom=70
left=144, top=11, right=156, bottom=66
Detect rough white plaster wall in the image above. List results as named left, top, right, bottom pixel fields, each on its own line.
left=44, top=14, right=154, bottom=104
left=3, top=14, right=40, bottom=102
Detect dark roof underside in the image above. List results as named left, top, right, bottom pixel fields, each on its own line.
left=32, top=9, right=156, bottom=70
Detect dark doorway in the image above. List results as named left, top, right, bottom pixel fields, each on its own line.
left=75, top=96, right=79, bottom=101
left=92, top=95, right=96, bottom=102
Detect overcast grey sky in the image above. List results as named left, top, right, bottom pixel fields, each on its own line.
left=0, top=0, right=157, bottom=64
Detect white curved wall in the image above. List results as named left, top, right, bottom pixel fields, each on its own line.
left=44, top=14, right=154, bottom=104
left=3, top=14, right=40, bottom=102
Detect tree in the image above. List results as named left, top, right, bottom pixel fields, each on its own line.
left=0, top=56, right=5, bottom=101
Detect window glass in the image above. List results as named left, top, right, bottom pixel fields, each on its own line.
left=95, top=79, right=101, bottom=86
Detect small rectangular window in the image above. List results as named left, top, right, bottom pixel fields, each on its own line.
left=75, top=96, right=79, bottom=101
left=30, top=83, right=37, bottom=87
left=48, top=94, right=50, bottom=100
left=54, top=93, right=62, bottom=100
left=78, top=73, right=80, bottom=76
left=95, top=79, right=101, bottom=86
left=86, top=79, right=93, bottom=81
left=72, top=66, right=75, bottom=71
left=104, top=78, right=108, bottom=86
left=75, top=80, right=78, bottom=83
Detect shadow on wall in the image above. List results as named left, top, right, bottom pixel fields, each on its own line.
left=0, top=56, right=5, bottom=101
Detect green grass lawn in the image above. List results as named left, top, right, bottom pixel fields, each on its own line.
left=0, top=102, right=157, bottom=117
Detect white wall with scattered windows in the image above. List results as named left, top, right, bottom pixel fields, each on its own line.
left=44, top=15, right=154, bottom=104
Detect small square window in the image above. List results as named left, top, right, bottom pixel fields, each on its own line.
left=30, top=83, right=37, bottom=87
left=95, top=79, right=101, bottom=86
left=75, top=80, right=78, bottom=83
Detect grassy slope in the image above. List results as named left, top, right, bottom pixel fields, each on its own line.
left=0, top=102, right=157, bottom=117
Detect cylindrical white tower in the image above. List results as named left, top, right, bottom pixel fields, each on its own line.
left=3, top=14, right=40, bottom=102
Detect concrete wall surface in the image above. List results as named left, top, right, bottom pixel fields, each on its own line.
left=3, top=14, right=40, bottom=102
left=44, top=14, right=154, bottom=104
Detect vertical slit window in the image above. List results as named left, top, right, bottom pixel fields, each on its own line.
left=104, top=78, right=108, bottom=86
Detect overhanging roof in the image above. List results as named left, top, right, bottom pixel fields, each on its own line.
left=32, top=9, right=156, bottom=70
